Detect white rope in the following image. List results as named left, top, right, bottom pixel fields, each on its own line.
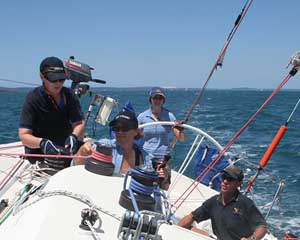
left=14, top=190, right=122, bottom=221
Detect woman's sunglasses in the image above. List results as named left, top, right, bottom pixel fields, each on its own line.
left=152, top=95, right=164, bottom=100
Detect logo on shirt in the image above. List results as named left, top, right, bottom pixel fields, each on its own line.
left=233, top=207, right=242, bottom=215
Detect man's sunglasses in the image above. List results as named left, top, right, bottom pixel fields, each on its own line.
left=48, top=79, right=65, bottom=83
left=111, top=125, right=134, bottom=132
left=221, top=174, right=236, bottom=182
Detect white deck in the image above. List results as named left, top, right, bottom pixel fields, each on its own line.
left=0, top=139, right=277, bottom=240
left=0, top=164, right=215, bottom=239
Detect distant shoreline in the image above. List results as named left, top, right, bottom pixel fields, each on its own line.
left=1, top=86, right=300, bottom=92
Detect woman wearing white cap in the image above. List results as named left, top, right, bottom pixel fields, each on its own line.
left=138, top=87, right=185, bottom=158
left=138, top=87, right=185, bottom=188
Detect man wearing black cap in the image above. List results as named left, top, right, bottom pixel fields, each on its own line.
left=178, top=165, right=268, bottom=240
left=75, top=111, right=143, bottom=173
left=19, top=56, right=85, bottom=172
left=75, top=110, right=170, bottom=189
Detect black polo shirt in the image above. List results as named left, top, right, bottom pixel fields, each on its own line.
left=192, top=192, right=267, bottom=240
left=19, top=86, right=84, bottom=163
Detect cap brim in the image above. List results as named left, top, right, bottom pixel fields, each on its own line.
left=46, top=72, right=67, bottom=82
left=151, top=93, right=165, bottom=98
left=222, top=170, right=239, bottom=180
left=109, top=118, right=137, bottom=129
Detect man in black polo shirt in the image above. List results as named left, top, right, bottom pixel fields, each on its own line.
left=19, top=56, right=85, bottom=172
left=178, top=165, right=268, bottom=240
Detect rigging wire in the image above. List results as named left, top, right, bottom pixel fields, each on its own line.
left=168, top=0, right=255, bottom=152
left=173, top=65, right=299, bottom=210
left=182, top=0, right=254, bottom=124
left=0, top=78, right=38, bottom=87
left=244, top=97, right=300, bottom=194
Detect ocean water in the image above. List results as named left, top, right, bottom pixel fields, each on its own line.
left=0, top=88, right=300, bottom=238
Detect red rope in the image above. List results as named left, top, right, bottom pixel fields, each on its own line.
left=91, top=150, right=113, bottom=163
left=0, top=152, right=90, bottom=159
left=0, top=159, right=24, bottom=191
left=183, top=0, right=254, bottom=123
left=0, top=143, right=24, bottom=150
left=174, top=68, right=297, bottom=209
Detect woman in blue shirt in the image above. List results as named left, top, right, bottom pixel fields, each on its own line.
left=137, top=87, right=185, bottom=159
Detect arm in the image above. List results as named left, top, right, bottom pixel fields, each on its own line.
left=172, top=120, right=186, bottom=142
left=73, top=142, right=93, bottom=165
left=156, top=163, right=170, bottom=190
left=241, top=200, right=268, bottom=240
left=241, top=225, right=268, bottom=240
left=178, top=213, right=194, bottom=229
left=18, top=128, right=42, bottom=149
left=72, top=120, right=85, bottom=140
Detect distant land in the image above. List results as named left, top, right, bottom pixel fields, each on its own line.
left=1, top=86, right=300, bottom=92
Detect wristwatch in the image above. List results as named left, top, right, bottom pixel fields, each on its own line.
left=249, top=235, right=257, bottom=240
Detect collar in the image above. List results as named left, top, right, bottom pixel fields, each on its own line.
left=217, top=190, right=240, bottom=204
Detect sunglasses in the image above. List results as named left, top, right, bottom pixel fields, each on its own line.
left=111, top=125, right=134, bottom=132
left=221, top=174, right=236, bottom=182
left=152, top=95, right=164, bottom=100
left=48, top=79, right=65, bottom=83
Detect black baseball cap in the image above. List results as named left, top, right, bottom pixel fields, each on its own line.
left=222, top=165, right=244, bottom=181
left=40, top=56, right=67, bottom=82
left=109, top=111, right=138, bottom=130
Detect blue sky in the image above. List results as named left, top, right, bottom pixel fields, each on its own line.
left=1, top=0, right=300, bottom=89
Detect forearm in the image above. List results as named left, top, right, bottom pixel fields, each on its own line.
left=72, top=121, right=85, bottom=140
left=172, top=127, right=185, bottom=140
left=241, top=225, right=268, bottom=240
left=19, top=129, right=42, bottom=149
left=178, top=213, right=194, bottom=229
left=253, top=225, right=268, bottom=240
left=73, top=142, right=92, bottom=165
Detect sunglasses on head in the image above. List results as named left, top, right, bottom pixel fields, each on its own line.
left=111, top=125, right=134, bottom=132
left=42, top=67, right=64, bottom=74
left=221, top=174, right=236, bottom=182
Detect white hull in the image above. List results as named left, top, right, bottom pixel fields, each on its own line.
left=0, top=122, right=278, bottom=240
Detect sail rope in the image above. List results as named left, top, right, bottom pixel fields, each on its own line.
left=0, top=152, right=90, bottom=159
left=14, top=190, right=122, bottom=221
left=0, top=78, right=38, bottom=87
left=0, top=143, right=24, bottom=150
left=168, top=0, right=255, bottom=155
left=173, top=65, right=299, bottom=210
left=183, top=0, right=254, bottom=123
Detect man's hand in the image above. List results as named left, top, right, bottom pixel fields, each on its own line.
left=40, top=139, right=61, bottom=155
left=64, top=134, right=79, bottom=154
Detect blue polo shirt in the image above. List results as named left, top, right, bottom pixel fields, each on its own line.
left=95, top=139, right=145, bottom=174
left=137, top=107, right=176, bottom=158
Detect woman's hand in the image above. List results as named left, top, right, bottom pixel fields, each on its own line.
left=172, top=120, right=186, bottom=141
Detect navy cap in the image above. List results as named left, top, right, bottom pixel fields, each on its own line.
left=40, top=56, right=67, bottom=82
left=149, top=87, right=166, bottom=98
left=109, top=111, right=138, bottom=130
left=222, top=165, right=244, bottom=181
